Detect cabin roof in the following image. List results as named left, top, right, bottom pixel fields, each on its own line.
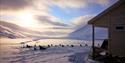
left=88, top=0, right=125, bottom=27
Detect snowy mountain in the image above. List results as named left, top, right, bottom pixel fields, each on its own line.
left=0, top=21, right=26, bottom=38
left=0, top=21, right=46, bottom=38
left=68, top=25, right=108, bottom=40
left=0, top=21, right=108, bottom=40
left=0, top=21, right=69, bottom=39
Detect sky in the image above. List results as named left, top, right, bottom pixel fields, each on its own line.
left=0, top=0, right=118, bottom=37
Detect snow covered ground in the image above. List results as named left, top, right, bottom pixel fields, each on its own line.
left=0, top=38, right=101, bottom=63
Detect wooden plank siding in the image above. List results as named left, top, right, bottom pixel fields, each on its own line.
left=88, top=0, right=125, bottom=57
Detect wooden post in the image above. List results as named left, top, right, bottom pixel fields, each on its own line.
left=92, top=25, right=95, bottom=59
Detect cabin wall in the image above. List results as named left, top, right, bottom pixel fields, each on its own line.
left=109, top=3, right=125, bottom=57
left=93, top=14, right=109, bottom=28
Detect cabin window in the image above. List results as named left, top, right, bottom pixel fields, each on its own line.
left=116, top=26, right=124, bottom=30
left=115, top=25, right=125, bottom=31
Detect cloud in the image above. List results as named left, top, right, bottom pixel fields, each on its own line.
left=51, top=0, right=113, bottom=9
left=87, top=0, right=110, bottom=6
left=0, top=0, right=118, bottom=38
left=0, top=0, right=32, bottom=10
left=51, top=0, right=87, bottom=8
left=86, top=0, right=118, bottom=8
left=50, top=27, right=73, bottom=29
left=72, top=15, right=95, bottom=29
left=0, top=0, right=117, bottom=11
left=36, top=16, right=69, bottom=27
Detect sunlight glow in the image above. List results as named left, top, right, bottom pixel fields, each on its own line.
left=17, top=12, right=38, bottom=28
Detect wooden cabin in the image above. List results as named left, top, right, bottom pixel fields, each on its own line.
left=88, top=0, right=125, bottom=57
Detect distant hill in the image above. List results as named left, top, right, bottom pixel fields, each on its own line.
left=68, top=25, right=108, bottom=40
left=0, top=21, right=47, bottom=38
left=0, top=21, right=27, bottom=38
left=0, top=21, right=108, bottom=40
left=0, top=21, right=68, bottom=39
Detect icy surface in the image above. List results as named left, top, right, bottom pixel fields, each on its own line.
left=0, top=38, right=101, bottom=63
